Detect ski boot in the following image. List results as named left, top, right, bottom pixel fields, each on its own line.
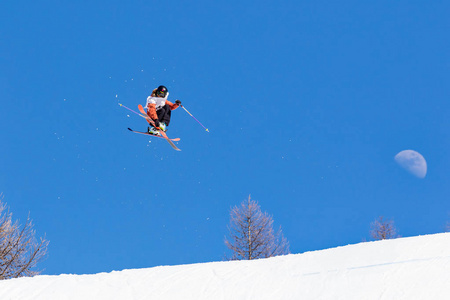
left=147, top=126, right=161, bottom=136
left=158, top=122, right=167, bottom=132
left=147, top=123, right=167, bottom=136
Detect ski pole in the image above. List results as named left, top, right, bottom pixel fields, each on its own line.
left=180, top=105, right=209, bottom=132
left=118, top=103, right=147, bottom=120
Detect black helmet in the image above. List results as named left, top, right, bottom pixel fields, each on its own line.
left=156, top=85, right=168, bottom=97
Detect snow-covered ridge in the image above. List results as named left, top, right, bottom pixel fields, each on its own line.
left=1, top=233, right=449, bottom=300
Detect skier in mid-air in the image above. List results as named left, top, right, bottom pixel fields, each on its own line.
left=121, top=83, right=207, bottom=151
left=146, top=85, right=181, bottom=135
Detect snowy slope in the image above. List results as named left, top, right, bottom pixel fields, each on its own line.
left=1, top=233, right=449, bottom=300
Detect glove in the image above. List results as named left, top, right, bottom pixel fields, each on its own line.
left=175, top=99, right=181, bottom=106
left=153, top=119, right=160, bottom=128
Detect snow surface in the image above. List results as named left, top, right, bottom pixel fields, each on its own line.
left=1, top=233, right=449, bottom=300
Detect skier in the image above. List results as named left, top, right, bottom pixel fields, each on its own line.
left=146, top=85, right=181, bottom=135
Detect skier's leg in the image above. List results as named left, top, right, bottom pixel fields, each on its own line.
left=157, top=105, right=172, bottom=127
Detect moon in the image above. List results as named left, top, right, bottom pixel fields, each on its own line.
left=394, top=150, right=427, bottom=178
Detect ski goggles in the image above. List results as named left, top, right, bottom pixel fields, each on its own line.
left=156, top=90, right=166, bottom=97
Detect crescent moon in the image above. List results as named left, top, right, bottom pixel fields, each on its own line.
left=394, top=150, right=427, bottom=178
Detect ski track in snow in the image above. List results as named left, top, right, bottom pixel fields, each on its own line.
left=0, top=233, right=449, bottom=300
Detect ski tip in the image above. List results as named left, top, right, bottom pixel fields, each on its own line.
left=127, top=128, right=133, bottom=131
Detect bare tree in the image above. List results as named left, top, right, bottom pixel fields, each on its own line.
left=370, top=216, right=399, bottom=240
left=0, top=194, right=49, bottom=280
left=225, top=195, right=290, bottom=260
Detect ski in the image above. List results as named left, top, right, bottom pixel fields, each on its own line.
left=137, top=104, right=181, bottom=151
left=127, top=128, right=181, bottom=141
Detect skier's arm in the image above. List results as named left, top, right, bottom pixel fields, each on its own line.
left=146, top=103, right=158, bottom=120
left=165, top=100, right=181, bottom=110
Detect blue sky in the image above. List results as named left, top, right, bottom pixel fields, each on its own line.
left=1, top=1, right=449, bottom=275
